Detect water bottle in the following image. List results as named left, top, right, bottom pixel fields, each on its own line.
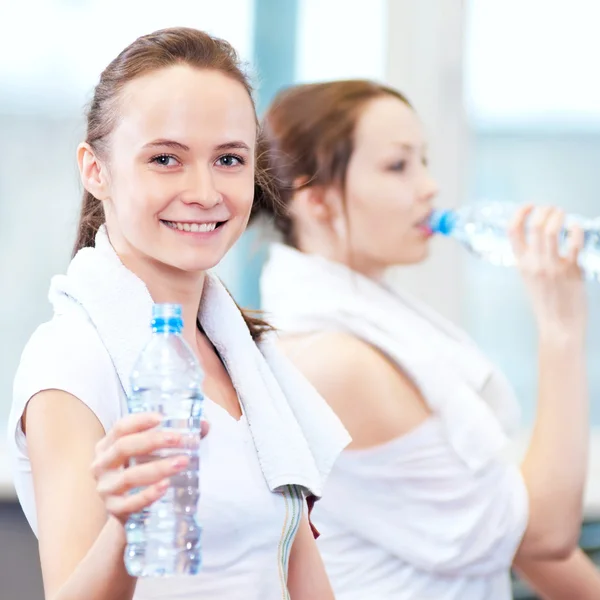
left=124, top=303, right=204, bottom=577
left=427, top=201, right=600, bottom=281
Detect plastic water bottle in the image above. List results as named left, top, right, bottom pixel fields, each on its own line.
left=124, top=303, right=204, bottom=577
left=427, top=201, right=600, bottom=281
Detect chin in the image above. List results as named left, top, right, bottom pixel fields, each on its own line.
left=162, top=249, right=225, bottom=274
left=392, top=247, right=430, bottom=267
left=414, top=246, right=431, bottom=263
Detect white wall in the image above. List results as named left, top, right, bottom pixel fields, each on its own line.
left=0, top=115, right=83, bottom=424
left=295, top=0, right=387, bottom=83
left=465, top=0, right=600, bottom=130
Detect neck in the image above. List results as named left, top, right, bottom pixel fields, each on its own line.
left=111, top=241, right=205, bottom=351
left=295, top=231, right=387, bottom=282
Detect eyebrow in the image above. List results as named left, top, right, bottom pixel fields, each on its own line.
left=392, top=142, right=421, bottom=152
left=142, top=139, right=251, bottom=152
left=215, top=141, right=251, bottom=152
left=143, top=139, right=190, bottom=152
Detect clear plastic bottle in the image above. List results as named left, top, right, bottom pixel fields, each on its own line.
left=427, top=201, right=600, bottom=280
left=124, top=303, right=204, bottom=577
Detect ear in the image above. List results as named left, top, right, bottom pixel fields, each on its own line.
left=290, top=176, right=344, bottom=223
left=77, top=143, right=110, bottom=201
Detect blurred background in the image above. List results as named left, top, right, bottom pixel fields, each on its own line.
left=1, top=1, right=599, bottom=598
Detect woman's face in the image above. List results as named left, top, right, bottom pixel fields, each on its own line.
left=85, top=65, right=257, bottom=274
left=335, top=96, right=438, bottom=275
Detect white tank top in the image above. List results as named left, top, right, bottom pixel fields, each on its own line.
left=260, top=244, right=529, bottom=600
left=311, top=416, right=524, bottom=600
left=7, top=309, right=304, bottom=600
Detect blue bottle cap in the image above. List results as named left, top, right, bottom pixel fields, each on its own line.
left=151, top=303, right=183, bottom=333
left=427, top=209, right=457, bottom=236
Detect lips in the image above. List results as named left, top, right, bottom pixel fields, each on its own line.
left=412, top=212, right=435, bottom=238
left=415, top=211, right=433, bottom=228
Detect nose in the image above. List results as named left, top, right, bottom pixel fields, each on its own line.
left=181, top=164, right=222, bottom=208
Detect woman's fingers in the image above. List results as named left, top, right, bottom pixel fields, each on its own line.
left=92, top=413, right=208, bottom=523
left=95, top=412, right=162, bottom=455
left=511, top=205, right=584, bottom=275
left=527, top=206, right=553, bottom=262
left=96, top=454, right=190, bottom=497
left=542, top=207, right=565, bottom=265
left=105, top=479, right=171, bottom=520
left=92, top=429, right=184, bottom=477
left=509, top=204, right=534, bottom=258
left=565, top=224, right=585, bottom=267
left=200, top=419, right=209, bottom=438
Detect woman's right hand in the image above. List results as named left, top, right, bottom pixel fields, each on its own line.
left=91, top=413, right=207, bottom=525
left=509, top=204, right=587, bottom=341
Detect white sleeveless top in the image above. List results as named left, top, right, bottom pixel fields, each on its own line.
left=8, top=306, right=304, bottom=600
left=261, top=244, right=529, bottom=600
left=309, top=417, right=523, bottom=600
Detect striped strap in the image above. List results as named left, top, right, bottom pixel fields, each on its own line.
left=277, top=485, right=304, bottom=599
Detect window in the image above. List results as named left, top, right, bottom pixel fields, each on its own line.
left=464, top=0, right=600, bottom=425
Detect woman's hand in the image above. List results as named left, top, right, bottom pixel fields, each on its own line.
left=509, top=205, right=587, bottom=341
left=91, top=412, right=208, bottom=524
left=511, top=206, right=590, bottom=560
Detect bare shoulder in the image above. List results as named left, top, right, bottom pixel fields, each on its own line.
left=26, top=390, right=110, bottom=598
left=277, top=331, right=431, bottom=448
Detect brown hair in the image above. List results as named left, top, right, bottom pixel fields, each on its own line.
left=253, top=79, right=411, bottom=246
left=73, top=27, right=275, bottom=341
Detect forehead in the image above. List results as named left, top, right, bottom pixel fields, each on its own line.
left=114, top=65, right=257, bottom=147
left=353, top=95, right=424, bottom=151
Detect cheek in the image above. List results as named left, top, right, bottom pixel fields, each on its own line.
left=223, top=172, right=255, bottom=215
left=348, top=189, right=419, bottom=261
left=349, top=175, right=413, bottom=232
left=109, top=164, right=148, bottom=209
left=378, top=184, right=418, bottom=240
left=113, top=168, right=179, bottom=223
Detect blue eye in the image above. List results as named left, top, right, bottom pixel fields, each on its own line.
left=389, top=160, right=407, bottom=172
left=151, top=154, right=179, bottom=167
left=217, top=154, right=244, bottom=167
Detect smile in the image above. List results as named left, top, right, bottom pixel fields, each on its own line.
left=161, top=220, right=224, bottom=233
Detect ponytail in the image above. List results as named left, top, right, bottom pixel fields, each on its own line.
left=72, top=190, right=105, bottom=258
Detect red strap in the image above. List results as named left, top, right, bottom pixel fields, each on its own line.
left=306, top=495, right=320, bottom=539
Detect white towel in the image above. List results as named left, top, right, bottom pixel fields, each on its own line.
left=261, top=243, right=522, bottom=472
left=48, top=227, right=350, bottom=498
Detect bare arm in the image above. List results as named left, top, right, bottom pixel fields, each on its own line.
left=514, top=548, right=600, bottom=599
left=287, top=513, right=335, bottom=600
left=511, top=206, right=589, bottom=560
left=27, top=391, right=136, bottom=600
left=516, top=333, right=588, bottom=559
left=26, top=391, right=188, bottom=600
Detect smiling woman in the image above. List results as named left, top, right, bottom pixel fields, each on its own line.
left=75, top=60, right=260, bottom=276
left=6, top=27, right=349, bottom=600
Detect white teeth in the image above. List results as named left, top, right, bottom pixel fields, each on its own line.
left=163, top=220, right=218, bottom=232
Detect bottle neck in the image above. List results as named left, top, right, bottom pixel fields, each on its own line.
left=151, top=316, right=183, bottom=335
